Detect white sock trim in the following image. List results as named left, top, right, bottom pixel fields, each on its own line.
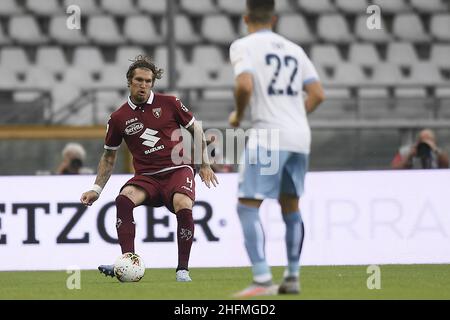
left=254, top=273, right=272, bottom=283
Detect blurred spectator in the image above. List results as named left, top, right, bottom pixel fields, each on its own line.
left=391, top=129, right=449, bottom=169
left=56, top=142, right=94, bottom=174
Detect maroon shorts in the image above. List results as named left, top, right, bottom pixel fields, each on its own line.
left=121, top=167, right=195, bottom=213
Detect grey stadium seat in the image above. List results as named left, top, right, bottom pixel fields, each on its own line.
left=49, top=15, right=89, bottom=45
left=36, top=46, right=69, bottom=74
left=87, top=16, right=125, bottom=45
left=393, top=13, right=430, bottom=42
left=297, top=0, right=336, bottom=14
left=161, top=15, right=201, bottom=45
left=372, top=0, right=411, bottom=13
left=0, top=47, right=31, bottom=73
left=431, top=14, right=450, bottom=42
left=0, top=0, right=23, bottom=16
left=217, top=0, right=246, bottom=15
left=9, top=15, right=48, bottom=45
left=335, top=0, right=368, bottom=14
left=354, top=14, right=392, bottom=43
left=63, top=0, right=103, bottom=15
left=124, top=16, right=163, bottom=45
left=277, top=14, right=316, bottom=44
left=192, top=45, right=225, bottom=73
left=430, top=44, right=450, bottom=69
left=137, top=0, right=166, bottom=15
left=72, top=47, right=105, bottom=73
left=25, top=0, right=61, bottom=16
left=202, top=15, right=237, bottom=45
left=386, top=42, right=419, bottom=66
left=317, top=14, right=354, bottom=43
left=310, top=44, right=343, bottom=67
left=409, top=0, right=448, bottom=13
left=100, top=0, right=137, bottom=16
left=179, top=0, right=218, bottom=15
left=348, top=43, right=381, bottom=66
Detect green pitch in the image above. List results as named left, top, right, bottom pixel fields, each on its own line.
left=1, top=264, right=450, bottom=300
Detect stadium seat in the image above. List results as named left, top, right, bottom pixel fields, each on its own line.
left=0, top=23, right=11, bottom=45
left=348, top=43, right=380, bottom=66
left=276, top=0, right=295, bottom=13
left=137, top=0, right=166, bottom=15
left=317, top=14, right=354, bottom=43
left=331, top=63, right=367, bottom=86
left=354, top=14, right=392, bottom=43
left=0, top=0, right=23, bottom=16
left=161, top=15, right=201, bottom=45
left=26, top=0, right=61, bottom=15
left=430, top=14, right=450, bottom=42
left=73, top=47, right=105, bottom=73
left=101, top=0, right=137, bottom=15
left=310, top=44, right=342, bottom=67
left=36, top=46, right=69, bottom=74
left=192, top=45, right=225, bottom=73
left=393, top=14, right=430, bottom=42
left=180, top=0, right=218, bottom=15
left=277, top=14, right=316, bottom=44
left=49, top=15, right=89, bottom=45
left=87, top=16, right=125, bottom=45
left=124, top=16, right=163, bottom=45
left=387, top=43, right=419, bottom=66
left=63, top=0, right=103, bottom=15
left=217, top=0, right=246, bottom=15
left=372, top=0, right=411, bottom=13
left=0, top=67, right=19, bottom=90
left=297, top=0, right=336, bottom=14
left=116, top=46, right=147, bottom=68
left=154, top=46, right=187, bottom=74
left=0, top=47, right=30, bottom=73
left=95, top=90, right=124, bottom=124
left=9, top=16, right=49, bottom=45
left=202, top=15, right=237, bottom=45
left=24, top=67, right=55, bottom=89
left=406, top=63, right=443, bottom=86
left=62, top=0, right=103, bottom=15
left=208, top=63, right=234, bottom=88
left=98, top=64, right=128, bottom=89
left=409, top=0, right=447, bottom=13
left=370, top=63, right=403, bottom=85
left=430, top=44, right=450, bottom=69
left=63, top=67, right=95, bottom=88
left=178, top=65, right=209, bottom=89
left=335, top=0, right=368, bottom=14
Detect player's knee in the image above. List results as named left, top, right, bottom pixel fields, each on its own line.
left=278, top=198, right=299, bottom=214
left=173, top=193, right=193, bottom=212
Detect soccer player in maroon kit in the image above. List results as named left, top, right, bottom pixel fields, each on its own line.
left=80, top=56, right=218, bottom=282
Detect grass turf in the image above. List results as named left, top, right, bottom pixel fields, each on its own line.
left=1, top=264, right=449, bottom=300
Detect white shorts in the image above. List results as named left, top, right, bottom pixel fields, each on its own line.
left=237, top=145, right=309, bottom=200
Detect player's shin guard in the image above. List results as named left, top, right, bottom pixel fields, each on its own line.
left=282, top=211, right=304, bottom=278
left=237, top=203, right=271, bottom=283
left=176, top=208, right=194, bottom=271
left=115, top=195, right=136, bottom=254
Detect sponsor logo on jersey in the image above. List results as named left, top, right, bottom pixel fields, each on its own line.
left=125, top=117, right=138, bottom=125
left=125, top=122, right=144, bottom=135
left=152, top=107, right=162, bottom=118
left=140, top=128, right=161, bottom=147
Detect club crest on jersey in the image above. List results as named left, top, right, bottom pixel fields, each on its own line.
left=125, top=122, right=144, bottom=135
left=181, top=103, right=189, bottom=112
left=152, top=107, right=162, bottom=118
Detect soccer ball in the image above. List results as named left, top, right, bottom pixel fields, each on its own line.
left=113, top=252, right=145, bottom=282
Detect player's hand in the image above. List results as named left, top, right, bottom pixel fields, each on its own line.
left=199, top=164, right=219, bottom=188
left=80, top=190, right=99, bottom=207
left=228, top=111, right=241, bottom=128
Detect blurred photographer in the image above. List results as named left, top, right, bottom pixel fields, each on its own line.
left=391, top=129, right=449, bottom=169
left=56, top=142, right=94, bottom=175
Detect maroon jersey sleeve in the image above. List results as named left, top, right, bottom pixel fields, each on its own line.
left=104, top=115, right=122, bottom=150
left=173, top=97, right=195, bottom=128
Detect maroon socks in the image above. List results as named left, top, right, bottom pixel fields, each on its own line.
left=115, top=195, right=136, bottom=254
left=176, top=208, right=194, bottom=271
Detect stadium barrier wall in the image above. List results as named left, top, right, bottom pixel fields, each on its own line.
left=0, top=171, right=449, bottom=271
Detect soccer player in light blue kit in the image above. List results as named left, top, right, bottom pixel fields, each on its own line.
left=229, top=0, right=325, bottom=297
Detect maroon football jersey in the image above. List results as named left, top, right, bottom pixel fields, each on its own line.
left=105, top=91, right=195, bottom=175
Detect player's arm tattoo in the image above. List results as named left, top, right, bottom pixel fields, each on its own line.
left=94, top=149, right=117, bottom=188
left=187, top=122, right=211, bottom=167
